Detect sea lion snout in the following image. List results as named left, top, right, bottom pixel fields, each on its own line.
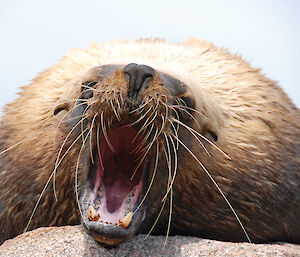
left=124, top=63, right=155, bottom=101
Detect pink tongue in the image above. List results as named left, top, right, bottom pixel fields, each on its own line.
left=98, top=126, right=145, bottom=214
left=105, top=180, right=132, bottom=213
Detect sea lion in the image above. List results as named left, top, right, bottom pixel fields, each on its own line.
left=0, top=38, right=299, bottom=246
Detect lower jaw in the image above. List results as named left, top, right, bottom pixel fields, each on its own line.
left=79, top=182, right=148, bottom=246
left=82, top=208, right=146, bottom=246
left=90, top=232, right=123, bottom=246
left=87, top=228, right=131, bottom=246
left=78, top=127, right=155, bottom=245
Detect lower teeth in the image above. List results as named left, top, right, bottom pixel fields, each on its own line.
left=88, top=187, right=136, bottom=229
left=88, top=206, right=100, bottom=221
left=119, top=212, right=133, bottom=229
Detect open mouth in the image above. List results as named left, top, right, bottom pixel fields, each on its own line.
left=80, top=126, right=151, bottom=246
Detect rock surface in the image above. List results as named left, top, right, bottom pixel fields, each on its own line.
left=0, top=226, right=299, bottom=256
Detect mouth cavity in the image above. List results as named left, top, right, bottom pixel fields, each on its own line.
left=83, top=126, right=147, bottom=243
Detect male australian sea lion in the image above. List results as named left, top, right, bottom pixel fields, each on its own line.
left=0, top=38, right=299, bottom=246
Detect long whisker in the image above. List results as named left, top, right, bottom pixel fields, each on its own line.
left=145, top=195, right=167, bottom=238
left=167, top=118, right=179, bottom=150
left=96, top=123, right=104, bottom=170
left=2, top=96, right=89, bottom=116
left=162, top=135, right=178, bottom=202
left=78, top=101, right=93, bottom=142
left=130, top=129, right=158, bottom=180
left=53, top=116, right=89, bottom=176
left=163, top=186, right=173, bottom=249
left=52, top=115, right=89, bottom=201
left=163, top=134, right=172, bottom=185
left=167, top=104, right=180, bottom=149
left=170, top=133, right=251, bottom=243
left=0, top=114, right=80, bottom=156
left=173, top=118, right=231, bottom=160
left=129, top=106, right=153, bottom=127
left=145, top=141, right=168, bottom=239
left=114, top=91, right=122, bottom=111
left=24, top=126, right=89, bottom=233
left=134, top=106, right=156, bottom=139
left=129, top=99, right=152, bottom=114
left=100, top=112, right=115, bottom=152
left=172, top=102, right=218, bottom=130
left=161, top=143, right=173, bottom=248
left=171, top=117, right=211, bottom=157
left=160, top=100, right=169, bottom=133
left=170, top=105, right=202, bottom=131
left=133, top=142, right=159, bottom=214
left=1, top=106, right=87, bottom=158
left=139, top=110, right=158, bottom=135
left=89, top=114, right=98, bottom=164
left=132, top=99, right=157, bottom=143
left=53, top=101, right=85, bottom=145
left=119, top=91, right=124, bottom=106
left=75, top=127, right=93, bottom=229
left=110, top=99, right=122, bottom=123
left=132, top=123, right=154, bottom=154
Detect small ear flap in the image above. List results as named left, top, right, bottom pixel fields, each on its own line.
left=208, top=131, right=218, bottom=142
left=54, top=102, right=70, bottom=115
left=202, top=123, right=219, bottom=142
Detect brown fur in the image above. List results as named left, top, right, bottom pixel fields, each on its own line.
left=0, top=38, right=299, bottom=245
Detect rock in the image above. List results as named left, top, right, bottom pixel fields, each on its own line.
left=0, top=226, right=299, bottom=256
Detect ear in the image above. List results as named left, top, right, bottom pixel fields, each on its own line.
left=54, top=102, right=70, bottom=116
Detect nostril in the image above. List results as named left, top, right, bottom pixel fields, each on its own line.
left=123, top=63, right=155, bottom=102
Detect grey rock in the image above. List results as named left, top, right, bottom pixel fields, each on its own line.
left=0, top=226, right=299, bottom=257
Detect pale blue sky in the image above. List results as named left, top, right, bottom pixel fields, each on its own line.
left=0, top=0, right=299, bottom=114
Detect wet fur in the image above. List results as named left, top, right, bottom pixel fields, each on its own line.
left=0, top=38, right=299, bottom=245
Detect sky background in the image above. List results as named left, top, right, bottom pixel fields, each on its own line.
left=0, top=0, right=299, bottom=115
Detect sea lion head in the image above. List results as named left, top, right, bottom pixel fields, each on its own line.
left=53, top=62, right=203, bottom=246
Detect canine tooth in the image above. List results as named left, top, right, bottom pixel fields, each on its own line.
left=88, top=206, right=100, bottom=221
left=119, top=212, right=133, bottom=229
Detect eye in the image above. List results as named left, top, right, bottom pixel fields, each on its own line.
left=81, top=81, right=97, bottom=99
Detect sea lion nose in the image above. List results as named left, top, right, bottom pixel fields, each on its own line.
left=124, top=63, right=154, bottom=101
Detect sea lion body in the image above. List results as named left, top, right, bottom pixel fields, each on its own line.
left=0, top=39, right=299, bottom=245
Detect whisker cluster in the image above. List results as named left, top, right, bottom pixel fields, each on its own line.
left=4, top=84, right=250, bottom=245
